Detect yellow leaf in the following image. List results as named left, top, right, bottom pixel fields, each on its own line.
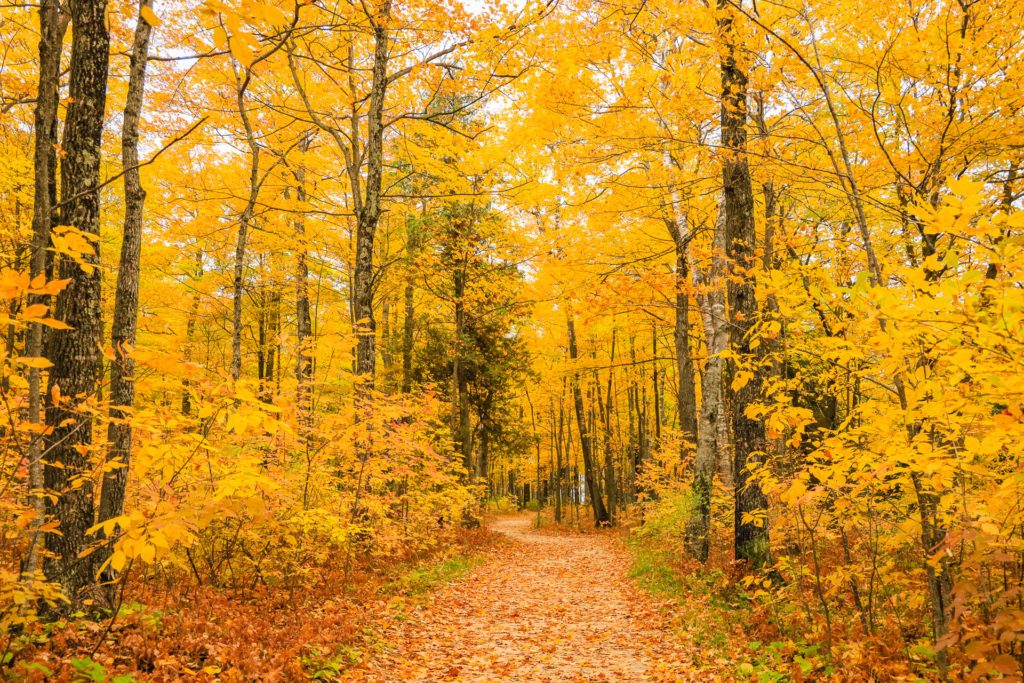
left=229, top=34, right=255, bottom=67
left=140, top=3, right=161, bottom=26
left=213, top=25, right=228, bottom=50
left=140, top=543, right=156, bottom=564
left=22, top=303, right=48, bottom=318
left=252, top=2, right=287, bottom=25
left=40, top=317, right=72, bottom=330
left=732, top=370, right=753, bottom=392
left=18, top=356, right=53, bottom=369
left=110, top=549, right=127, bottom=573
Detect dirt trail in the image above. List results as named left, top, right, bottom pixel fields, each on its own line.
left=350, top=516, right=697, bottom=682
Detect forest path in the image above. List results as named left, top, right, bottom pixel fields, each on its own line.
left=349, top=515, right=697, bottom=682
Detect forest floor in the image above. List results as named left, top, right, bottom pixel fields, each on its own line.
left=345, top=515, right=702, bottom=682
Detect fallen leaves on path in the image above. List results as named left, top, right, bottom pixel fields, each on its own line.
left=347, top=516, right=702, bottom=682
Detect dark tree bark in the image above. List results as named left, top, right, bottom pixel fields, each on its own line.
left=352, top=1, right=392, bottom=391
left=665, top=218, right=698, bottom=442
left=231, top=164, right=256, bottom=381
left=43, top=0, right=110, bottom=607
left=380, top=299, right=395, bottom=382
left=630, top=335, right=651, bottom=501
left=182, top=249, right=202, bottom=416
left=399, top=209, right=421, bottom=393
left=567, top=318, right=610, bottom=526
left=97, top=0, right=154, bottom=580
left=231, top=83, right=259, bottom=383
left=719, top=0, right=772, bottom=569
left=651, top=327, right=661, bottom=448
left=24, top=0, right=67, bottom=581
left=453, top=261, right=473, bottom=476
left=401, top=280, right=415, bottom=393
left=600, top=332, right=617, bottom=522
left=553, top=395, right=564, bottom=523
left=265, top=286, right=280, bottom=401
left=227, top=19, right=297, bottom=383
left=257, top=279, right=267, bottom=385
left=255, top=278, right=279, bottom=403
left=294, top=134, right=314, bottom=424
left=401, top=285, right=415, bottom=393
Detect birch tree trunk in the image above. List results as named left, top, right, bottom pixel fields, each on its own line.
left=686, top=208, right=728, bottom=562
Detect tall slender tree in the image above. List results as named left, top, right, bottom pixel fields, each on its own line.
left=23, top=0, right=67, bottom=582
left=96, top=0, right=155, bottom=586
left=567, top=318, right=610, bottom=526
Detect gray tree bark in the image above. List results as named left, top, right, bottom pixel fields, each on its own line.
left=686, top=208, right=728, bottom=562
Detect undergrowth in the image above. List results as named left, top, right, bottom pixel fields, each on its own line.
left=628, top=491, right=842, bottom=682
left=6, top=528, right=496, bottom=681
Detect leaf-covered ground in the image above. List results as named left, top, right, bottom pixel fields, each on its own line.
left=346, top=516, right=701, bottom=682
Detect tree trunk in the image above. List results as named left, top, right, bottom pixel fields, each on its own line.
left=231, top=184, right=255, bottom=382
left=400, top=212, right=420, bottom=393
left=554, top=396, right=564, bottom=523
left=567, top=318, right=610, bottom=526
left=264, top=286, right=279, bottom=402
left=651, top=326, right=662, bottom=448
left=686, top=207, right=729, bottom=562
left=380, top=299, right=394, bottom=382
left=43, top=0, right=110, bottom=608
left=294, top=134, right=313, bottom=425
left=24, top=0, right=67, bottom=582
left=229, top=31, right=271, bottom=384
left=97, top=0, right=154, bottom=582
left=352, top=1, right=391, bottom=393
left=453, top=263, right=472, bottom=476
left=666, top=219, right=698, bottom=443
left=182, top=249, right=202, bottom=416
left=719, top=0, right=772, bottom=569
left=401, top=282, right=415, bottom=393
left=601, top=331, right=617, bottom=522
